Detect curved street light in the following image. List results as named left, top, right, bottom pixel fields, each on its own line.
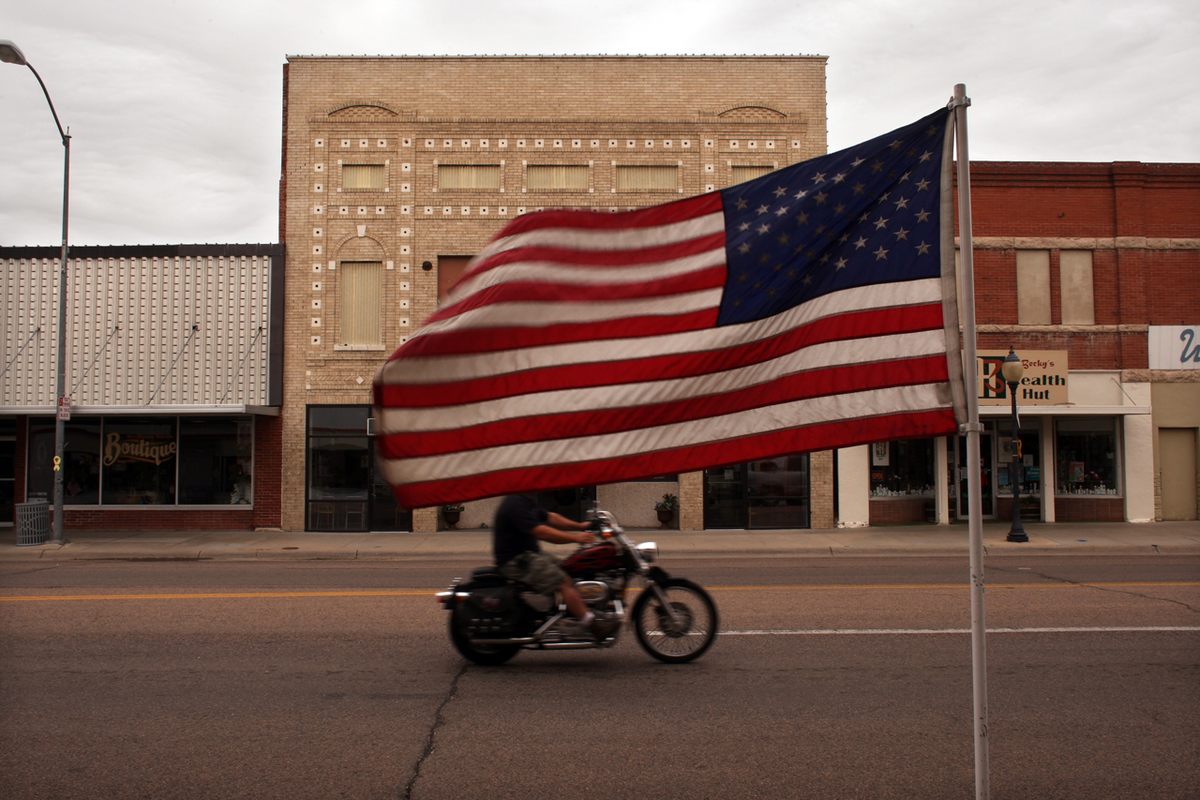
left=1001, top=348, right=1028, bottom=543
left=1, top=39, right=71, bottom=544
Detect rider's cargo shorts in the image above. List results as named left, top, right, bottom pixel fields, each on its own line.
left=499, top=551, right=567, bottom=594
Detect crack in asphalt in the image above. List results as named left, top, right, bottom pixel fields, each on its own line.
left=401, top=662, right=468, bottom=800
left=990, top=565, right=1200, bottom=614
left=0, top=564, right=66, bottom=578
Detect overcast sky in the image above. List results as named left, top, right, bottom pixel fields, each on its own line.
left=1, top=0, right=1197, bottom=246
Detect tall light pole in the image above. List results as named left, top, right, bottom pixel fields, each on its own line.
left=1001, top=348, right=1028, bottom=543
left=1, top=39, right=70, bottom=544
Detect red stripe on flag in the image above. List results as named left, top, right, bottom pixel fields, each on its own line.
left=437, top=264, right=728, bottom=320
left=378, top=354, right=950, bottom=459
left=377, top=302, right=945, bottom=407
left=463, top=231, right=727, bottom=277
left=385, top=408, right=959, bottom=508
left=394, top=308, right=721, bottom=358
left=491, top=192, right=723, bottom=236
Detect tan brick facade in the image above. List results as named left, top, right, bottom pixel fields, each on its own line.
left=281, top=56, right=829, bottom=531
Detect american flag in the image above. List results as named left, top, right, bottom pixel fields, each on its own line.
left=374, top=108, right=965, bottom=508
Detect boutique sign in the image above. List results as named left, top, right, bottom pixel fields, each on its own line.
left=977, top=350, right=1069, bottom=405
left=102, top=432, right=178, bottom=466
left=1148, top=326, right=1200, bottom=370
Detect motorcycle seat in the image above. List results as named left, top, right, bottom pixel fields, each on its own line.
left=470, top=566, right=541, bottom=595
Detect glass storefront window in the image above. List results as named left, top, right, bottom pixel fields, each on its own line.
left=26, top=416, right=255, bottom=507
left=704, top=456, right=810, bottom=529
left=309, top=406, right=371, bottom=436
left=870, top=438, right=934, bottom=497
left=27, top=419, right=102, bottom=504
left=746, top=455, right=809, bottom=529
left=101, top=419, right=178, bottom=505
left=1055, top=418, right=1119, bottom=496
left=178, top=417, right=253, bottom=504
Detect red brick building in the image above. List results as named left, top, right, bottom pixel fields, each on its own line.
left=853, top=161, right=1200, bottom=525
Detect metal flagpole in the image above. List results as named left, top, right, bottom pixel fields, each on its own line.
left=950, top=83, right=990, bottom=800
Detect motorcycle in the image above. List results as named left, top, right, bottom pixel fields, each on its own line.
left=437, top=509, right=718, bottom=665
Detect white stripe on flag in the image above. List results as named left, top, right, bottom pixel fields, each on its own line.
left=474, top=210, right=725, bottom=258
left=380, top=277, right=943, bottom=386
left=415, top=286, right=723, bottom=336
left=447, top=247, right=727, bottom=295
left=378, top=329, right=947, bottom=431
left=380, top=382, right=950, bottom=484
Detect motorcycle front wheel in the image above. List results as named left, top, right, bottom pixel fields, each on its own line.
left=449, top=613, right=520, bottom=666
left=632, top=578, right=718, bottom=663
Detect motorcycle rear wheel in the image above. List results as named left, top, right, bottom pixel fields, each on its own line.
left=449, top=614, right=520, bottom=666
left=632, top=578, right=718, bottom=663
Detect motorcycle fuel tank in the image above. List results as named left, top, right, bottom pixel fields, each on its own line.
left=561, top=542, right=621, bottom=574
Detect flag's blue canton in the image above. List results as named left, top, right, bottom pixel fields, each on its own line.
left=718, top=108, right=950, bottom=326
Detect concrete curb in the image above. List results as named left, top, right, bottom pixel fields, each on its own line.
left=3, top=523, right=1198, bottom=563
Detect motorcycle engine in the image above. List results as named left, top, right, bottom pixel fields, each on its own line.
left=575, top=579, right=612, bottom=606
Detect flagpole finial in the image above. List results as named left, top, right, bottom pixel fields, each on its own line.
left=949, top=83, right=971, bottom=110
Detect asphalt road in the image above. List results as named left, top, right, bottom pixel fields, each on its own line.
left=1, top=556, right=1197, bottom=799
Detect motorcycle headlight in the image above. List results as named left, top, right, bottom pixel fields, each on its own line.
left=635, top=542, right=658, bottom=563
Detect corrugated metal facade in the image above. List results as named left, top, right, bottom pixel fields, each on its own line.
left=0, top=245, right=283, bottom=411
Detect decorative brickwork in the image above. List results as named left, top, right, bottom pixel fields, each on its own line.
left=281, top=56, right=828, bottom=532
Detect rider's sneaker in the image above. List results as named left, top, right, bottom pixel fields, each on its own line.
left=589, top=613, right=620, bottom=640
left=556, top=617, right=588, bottom=637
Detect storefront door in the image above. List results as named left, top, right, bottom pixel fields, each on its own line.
left=1160, top=428, right=1198, bottom=520
left=957, top=431, right=995, bottom=518
left=0, top=419, right=13, bottom=526
left=998, top=428, right=1042, bottom=520
left=306, top=406, right=412, bottom=532
left=704, top=464, right=747, bottom=528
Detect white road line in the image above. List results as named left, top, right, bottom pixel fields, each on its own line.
left=721, top=626, right=1200, bottom=636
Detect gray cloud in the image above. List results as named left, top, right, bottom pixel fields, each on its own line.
left=2, top=0, right=1196, bottom=246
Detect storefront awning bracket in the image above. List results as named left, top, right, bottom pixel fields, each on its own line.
left=218, top=325, right=265, bottom=404
left=147, top=323, right=199, bottom=405
left=0, top=326, right=40, bottom=382
left=74, top=324, right=120, bottom=400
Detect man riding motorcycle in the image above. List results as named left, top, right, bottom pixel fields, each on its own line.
left=492, top=494, right=617, bottom=640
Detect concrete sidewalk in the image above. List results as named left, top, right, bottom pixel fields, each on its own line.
left=3, top=521, right=1199, bottom=562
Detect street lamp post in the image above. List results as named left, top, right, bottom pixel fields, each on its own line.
left=1001, top=348, right=1028, bottom=543
left=1, top=39, right=70, bottom=544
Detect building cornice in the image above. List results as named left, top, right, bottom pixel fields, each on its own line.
left=965, top=237, right=1200, bottom=250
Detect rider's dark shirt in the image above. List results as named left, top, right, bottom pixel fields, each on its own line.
left=493, top=494, right=549, bottom=566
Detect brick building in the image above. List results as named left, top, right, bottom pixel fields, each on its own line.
left=279, top=55, right=832, bottom=533
left=842, top=162, right=1200, bottom=526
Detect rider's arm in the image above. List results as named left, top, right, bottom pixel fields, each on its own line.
left=546, top=512, right=590, bottom=532
left=531, top=523, right=593, bottom=545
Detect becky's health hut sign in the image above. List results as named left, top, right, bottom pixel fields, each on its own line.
left=977, top=350, right=1068, bottom=405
